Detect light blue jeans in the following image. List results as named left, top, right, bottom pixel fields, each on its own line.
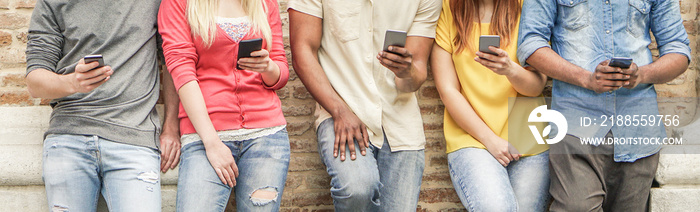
left=176, top=128, right=290, bottom=212
left=448, top=148, right=550, bottom=212
left=42, top=134, right=162, bottom=212
left=317, top=118, right=425, bottom=212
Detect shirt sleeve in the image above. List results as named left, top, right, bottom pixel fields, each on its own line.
left=434, top=0, right=453, bottom=53
left=287, top=0, right=323, bottom=19
left=263, top=0, right=289, bottom=90
left=650, top=0, right=691, bottom=62
left=158, top=0, right=199, bottom=91
left=516, top=0, right=557, bottom=66
left=407, top=0, right=442, bottom=38
left=26, top=0, right=65, bottom=75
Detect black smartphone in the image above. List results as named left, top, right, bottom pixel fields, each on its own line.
left=237, top=38, right=263, bottom=70
left=84, top=54, right=104, bottom=68
left=609, top=57, right=633, bottom=69
left=479, top=35, right=501, bottom=56
left=382, top=30, right=407, bottom=53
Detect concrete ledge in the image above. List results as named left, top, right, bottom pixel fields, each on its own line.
left=651, top=186, right=700, bottom=212
left=656, top=148, right=700, bottom=185
left=0, top=185, right=178, bottom=212
left=0, top=106, right=51, bottom=145
left=0, top=144, right=179, bottom=186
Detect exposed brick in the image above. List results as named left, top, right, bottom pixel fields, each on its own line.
left=282, top=104, right=313, bottom=116
left=0, top=0, right=8, bottom=9
left=420, top=85, right=440, bottom=99
left=0, top=90, right=34, bottom=106
left=16, top=31, right=27, bottom=43
left=420, top=103, right=445, bottom=115
left=0, top=73, right=25, bottom=87
left=290, top=190, right=333, bottom=207
left=288, top=153, right=325, bottom=172
left=422, top=170, right=452, bottom=187
left=16, top=0, right=37, bottom=9
left=39, top=98, right=51, bottom=105
left=683, top=20, right=697, bottom=35
left=428, top=154, right=448, bottom=168
left=0, top=44, right=27, bottom=64
left=0, top=13, right=30, bottom=30
left=305, top=173, right=331, bottom=189
left=285, top=172, right=303, bottom=189
left=287, top=119, right=312, bottom=136
left=419, top=188, right=461, bottom=204
left=277, top=87, right=290, bottom=99
left=293, top=85, right=313, bottom=99
left=290, top=137, right=317, bottom=153
left=423, top=121, right=444, bottom=131
left=0, top=31, right=11, bottom=46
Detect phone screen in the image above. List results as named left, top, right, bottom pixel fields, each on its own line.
left=383, top=30, right=407, bottom=52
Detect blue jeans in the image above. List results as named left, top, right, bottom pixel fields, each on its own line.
left=448, top=148, right=550, bottom=212
left=42, top=134, right=162, bottom=212
left=176, top=129, right=290, bottom=212
left=317, top=118, right=425, bottom=212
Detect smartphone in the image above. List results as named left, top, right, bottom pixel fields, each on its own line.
left=609, top=57, right=633, bottom=69
left=237, top=38, right=263, bottom=70
left=84, top=54, right=104, bottom=67
left=382, top=30, right=407, bottom=53
left=479, top=35, right=501, bottom=56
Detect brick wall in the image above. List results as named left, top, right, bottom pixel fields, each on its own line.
left=0, top=0, right=697, bottom=211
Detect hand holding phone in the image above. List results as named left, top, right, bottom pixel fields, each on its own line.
left=237, top=38, right=263, bottom=70
left=378, top=30, right=413, bottom=78
left=71, top=54, right=112, bottom=93
left=83, top=54, right=105, bottom=69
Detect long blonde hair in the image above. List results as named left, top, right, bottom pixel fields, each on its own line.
left=187, top=0, right=272, bottom=49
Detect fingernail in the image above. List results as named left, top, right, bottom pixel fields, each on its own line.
left=389, top=46, right=393, bottom=51
left=625, top=82, right=630, bottom=85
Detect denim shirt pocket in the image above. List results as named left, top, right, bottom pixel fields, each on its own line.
left=627, top=0, right=651, bottom=37
left=556, top=0, right=589, bottom=31
left=325, top=0, right=361, bottom=42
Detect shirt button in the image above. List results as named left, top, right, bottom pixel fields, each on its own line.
left=642, top=8, right=646, bottom=12
left=569, top=1, right=573, bottom=4
left=368, top=28, right=372, bottom=32
left=605, top=1, right=609, bottom=3
left=606, top=30, right=610, bottom=34
left=609, top=91, right=613, bottom=94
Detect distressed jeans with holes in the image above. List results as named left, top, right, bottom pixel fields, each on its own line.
left=317, top=118, right=425, bottom=212
left=42, top=134, right=162, bottom=212
left=176, top=128, right=290, bottom=212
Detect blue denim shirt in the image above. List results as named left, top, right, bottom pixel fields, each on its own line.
left=517, top=0, right=691, bottom=162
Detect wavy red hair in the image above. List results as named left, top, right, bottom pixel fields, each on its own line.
left=450, top=0, right=521, bottom=53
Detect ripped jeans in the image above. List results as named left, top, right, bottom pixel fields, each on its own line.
left=42, top=134, right=162, bottom=212
left=176, top=128, right=290, bottom=212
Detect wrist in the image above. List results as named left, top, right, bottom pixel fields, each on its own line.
left=505, top=61, right=519, bottom=78
left=59, top=74, right=78, bottom=94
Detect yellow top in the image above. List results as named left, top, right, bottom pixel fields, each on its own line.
left=435, top=0, right=549, bottom=155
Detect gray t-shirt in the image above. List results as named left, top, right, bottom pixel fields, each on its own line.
left=26, top=0, right=163, bottom=150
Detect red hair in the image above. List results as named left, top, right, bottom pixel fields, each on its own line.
left=450, top=0, right=521, bottom=53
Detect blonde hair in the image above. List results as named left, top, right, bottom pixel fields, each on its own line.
left=187, top=0, right=272, bottom=49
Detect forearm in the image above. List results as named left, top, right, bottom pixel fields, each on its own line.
left=506, top=63, right=547, bottom=97
left=526, top=47, right=591, bottom=89
left=638, top=53, right=688, bottom=84
left=293, top=54, right=350, bottom=116
left=441, top=88, right=499, bottom=143
left=395, top=63, right=428, bottom=93
left=260, top=61, right=281, bottom=87
left=178, top=81, right=220, bottom=146
left=26, top=69, right=76, bottom=99
left=161, top=70, right=180, bottom=135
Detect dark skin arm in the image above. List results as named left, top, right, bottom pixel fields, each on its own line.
left=160, top=70, right=181, bottom=173
left=377, top=36, right=432, bottom=93
left=289, top=9, right=368, bottom=161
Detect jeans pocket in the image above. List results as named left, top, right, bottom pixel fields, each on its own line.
left=326, top=0, right=361, bottom=42
left=556, top=0, right=589, bottom=32
left=627, top=0, right=651, bottom=37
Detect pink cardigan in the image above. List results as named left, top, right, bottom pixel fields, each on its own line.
left=158, top=0, right=289, bottom=136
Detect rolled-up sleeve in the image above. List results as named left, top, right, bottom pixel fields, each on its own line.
left=650, top=0, right=691, bottom=61
left=263, top=0, right=289, bottom=90
left=407, top=0, right=441, bottom=38
left=26, top=0, right=64, bottom=75
left=287, top=0, right=323, bottom=18
left=158, top=0, right=199, bottom=91
left=517, top=0, right=557, bottom=66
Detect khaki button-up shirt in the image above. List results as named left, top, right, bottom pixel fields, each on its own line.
left=288, top=0, right=441, bottom=151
